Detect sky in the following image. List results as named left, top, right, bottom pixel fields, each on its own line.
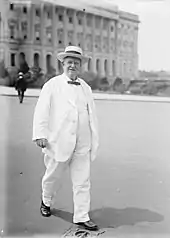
left=108, top=0, right=170, bottom=72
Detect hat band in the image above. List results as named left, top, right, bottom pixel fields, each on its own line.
left=65, top=50, right=81, bottom=55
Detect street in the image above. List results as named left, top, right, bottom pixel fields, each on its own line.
left=0, top=94, right=170, bottom=237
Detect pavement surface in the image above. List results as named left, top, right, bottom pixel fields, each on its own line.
left=1, top=86, right=170, bottom=238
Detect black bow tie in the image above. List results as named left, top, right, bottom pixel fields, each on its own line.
left=67, top=81, right=80, bottom=85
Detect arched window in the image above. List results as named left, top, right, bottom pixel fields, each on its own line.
left=96, top=59, right=100, bottom=74
left=104, top=59, right=108, bottom=75
left=18, top=52, right=29, bottom=73
left=46, top=54, right=52, bottom=73
left=34, top=53, right=40, bottom=67
left=19, top=52, right=25, bottom=59
left=19, top=52, right=26, bottom=65
left=112, top=60, right=115, bottom=76
left=11, top=53, right=16, bottom=66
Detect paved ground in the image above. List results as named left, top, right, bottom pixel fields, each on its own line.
left=1, top=87, right=170, bottom=238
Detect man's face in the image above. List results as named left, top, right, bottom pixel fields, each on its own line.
left=62, top=56, right=81, bottom=80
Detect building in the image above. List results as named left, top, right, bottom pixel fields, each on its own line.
left=0, top=0, right=139, bottom=83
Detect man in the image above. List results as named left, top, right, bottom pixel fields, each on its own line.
left=32, top=46, right=99, bottom=231
left=15, top=72, right=27, bottom=103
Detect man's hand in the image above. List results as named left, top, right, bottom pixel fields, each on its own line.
left=35, top=138, right=48, bottom=148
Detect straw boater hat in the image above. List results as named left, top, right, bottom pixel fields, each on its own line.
left=57, top=46, right=89, bottom=64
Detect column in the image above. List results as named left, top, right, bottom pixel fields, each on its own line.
left=52, top=5, right=57, bottom=48
left=73, top=10, right=77, bottom=45
left=41, top=49, right=46, bottom=74
left=100, top=57, right=105, bottom=77
left=63, top=8, right=68, bottom=47
left=52, top=52, right=57, bottom=73
left=92, top=15, right=95, bottom=54
left=26, top=47, right=34, bottom=68
left=108, top=57, right=112, bottom=78
left=108, top=20, right=111, bottom=55
left=27, top=4, right=32, bottom=42
left=82, top=12, right=86, bottom=51
left=40, top=3, right=46, bottom=45
left=92, top=58, right=96, bottom=74
left=6, top=47, right=10, bottom=67
left=114, top=20, right=120, bottom=77
left=100, top=17, right=103, bottom=54
left=29, top=3, right=35, bottom=44
left=17, top=7, right=22, bottom=41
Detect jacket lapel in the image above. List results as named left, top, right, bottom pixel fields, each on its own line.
left=61, top=74, right=77, bottom=108
left=80, top=81, right=92, bottom=114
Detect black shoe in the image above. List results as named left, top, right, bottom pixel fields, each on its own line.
left=40, top=200, right=51, bottom=217
left=75, top=220, right=99, bottom=231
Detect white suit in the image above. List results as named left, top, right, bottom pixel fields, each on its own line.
left=32, top=73, right=99, bottom=223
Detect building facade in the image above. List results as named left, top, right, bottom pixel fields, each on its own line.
left=0, top=0, right=139, bottom=82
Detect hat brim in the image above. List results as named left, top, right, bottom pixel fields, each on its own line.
left=57, top=52, right=89, bottom=64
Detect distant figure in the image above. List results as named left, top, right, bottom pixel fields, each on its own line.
left=15, top=72, right=27, bottom=103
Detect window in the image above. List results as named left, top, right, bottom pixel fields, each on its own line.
left=111, top=26, right=114, bottom=32
left=35, top=9, right=40, bottom=17
left=23, top=6, right=27, bottom=14
left=34, top=53, right=40, bottom=67
left=9, top=25, right=15, bottom=39
left=35, top=32, right=40, bottom=41
left=104, top=60, right=108, bottom=75
left=112, top=60, right=115, bottom=76
left=11, top=53, right=15, bottom=66
left=59, top=15, right=63, bottom=21
left=35, top=24, right=40, bottom=41
left=47, top=11, right=51, bottom=19
left=69, top=17, right=73, bottom=23
left=10, top=4, right=14, bottom=11
left=58, top=29, right=64, bottom=46
left=21, top=21, right=27, bottom=32
left=68, top=31, right=73, bottom=46
left=96, top=59, right=100, bottom=73
left=47, top=32, right=52, bottom=43
left=21, top=21, right=27, bottom=40
left=78, top=19, right=82, bottom=25
left=46, top=54, right=52, bottom=73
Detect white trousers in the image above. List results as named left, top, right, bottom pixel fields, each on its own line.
left=42, top=151, right=91, bottom=223
left=42, top=100, right=92, bottom=223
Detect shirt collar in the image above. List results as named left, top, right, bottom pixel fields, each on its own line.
left=63, top=73, right=80, bottom=83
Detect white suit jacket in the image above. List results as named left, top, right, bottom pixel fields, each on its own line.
left=32, top=73, right=99, bottom=162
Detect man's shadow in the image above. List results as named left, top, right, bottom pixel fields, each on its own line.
left=51, top=206, right=164, bottom=228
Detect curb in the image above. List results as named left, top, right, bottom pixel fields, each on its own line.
left=1, top=86, right=170, bottom=103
